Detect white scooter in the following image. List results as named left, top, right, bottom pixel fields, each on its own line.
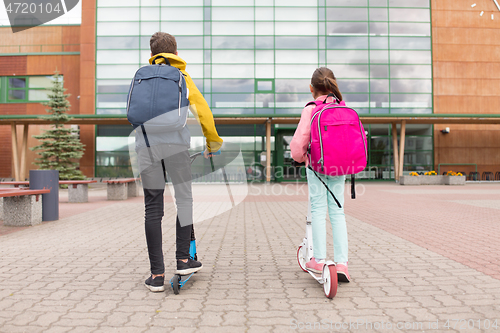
left=296, top=202, right=338, bottom=299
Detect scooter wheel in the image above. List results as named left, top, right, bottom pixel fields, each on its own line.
left=322, top=264, right=338, bottom=299
left=297, top=246, right=307, bottom=272
left=172, top=274, right=180, bottom=295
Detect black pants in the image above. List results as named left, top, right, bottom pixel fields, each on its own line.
left=140, top=147, right=193, bottom=275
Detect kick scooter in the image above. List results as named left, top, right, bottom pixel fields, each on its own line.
left=169, top=150, right=233, bottom=294
left=296, top=200, right=338, bottom=299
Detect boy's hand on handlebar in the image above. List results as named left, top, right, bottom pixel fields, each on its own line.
left=203, top=149, right=221, bottom=158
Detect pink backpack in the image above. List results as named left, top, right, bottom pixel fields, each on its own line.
left=307, top=94, right=368, bottom=206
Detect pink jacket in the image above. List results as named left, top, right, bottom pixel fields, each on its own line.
left=290, top=95, right=336, bottom=166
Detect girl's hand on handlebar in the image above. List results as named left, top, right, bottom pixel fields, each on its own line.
left=203, top=149, right=221, bottom=158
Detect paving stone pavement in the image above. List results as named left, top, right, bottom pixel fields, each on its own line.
left=1, top=183, right=500, bottom=333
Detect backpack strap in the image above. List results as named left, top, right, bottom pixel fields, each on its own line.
left=307, top=166, right=342, bottom=209
left=152, top=55, right=170, bottom=65
left=324, top=93, right=340, bottom=104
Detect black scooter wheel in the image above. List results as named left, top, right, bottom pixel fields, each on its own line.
left=172, top=274, right=180, bottom=295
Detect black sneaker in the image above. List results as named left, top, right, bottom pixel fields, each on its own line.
left=145, top=275, right=165, bottom=292
left=176, top=258, right=203, bottom=275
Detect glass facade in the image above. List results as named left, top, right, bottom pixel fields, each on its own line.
left=95, top=0, right=433, bottom=179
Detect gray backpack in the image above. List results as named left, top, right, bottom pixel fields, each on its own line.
left=127, top=55, right=190, bottom=134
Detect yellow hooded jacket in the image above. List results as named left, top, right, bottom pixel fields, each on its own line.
left=149, top=53, right=223, bottom=152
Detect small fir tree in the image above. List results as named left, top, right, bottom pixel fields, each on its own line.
left=31, top=72, right=86, bottom=180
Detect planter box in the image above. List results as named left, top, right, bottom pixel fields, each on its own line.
left=399, top=175, right=420, bottom=185
left=444, top=175, right=466, bottom=185
left=419, top=175, right=444, bottom=185
left=400, top=175, right=466, bottom=185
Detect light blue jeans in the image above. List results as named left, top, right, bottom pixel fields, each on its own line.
left=306, top=168, right=348, bottom=263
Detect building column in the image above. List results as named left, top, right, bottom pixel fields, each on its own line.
left=266, top=118, right=272, bottom=183
left=391, top=123, right=399, bottom=182
left=20, top=124, right=29, bottom=181
left=398, top=120, right=406, bottom=180
left=11, top=123, right=20, bottom=181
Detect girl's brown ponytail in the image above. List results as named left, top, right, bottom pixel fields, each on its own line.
left=311, top=67, right=343, bottom=101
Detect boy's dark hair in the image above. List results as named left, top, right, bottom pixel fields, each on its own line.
left=311, top=67, right=343, bottom=101
left=150, top=32, right=177, bottom=55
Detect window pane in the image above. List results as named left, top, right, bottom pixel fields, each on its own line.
left=28, top=89, right=49, bottom=101
left=161, top=0, right=202, bottom=5
left=327, top=50, right=369, bottom=64
left=256, top=22, right=274, bottom=35
left=327, top=22, right=368, bottom=35
left=28, top=76, right=53, bottom=88
left=327, top=8, right=368, bottom=21
left=389, top=0, right=429, bottom=8
left=275, top=79, right=310, bottom=93
left=370, top=94, right=389, bottom=108
left=212, top=36, right=254, bottom=49
left=212, top=94, right=255, bottom=108
left=275, top=37, right=317, bottom=49
left=275, top=65, right=317, bottom=78
left=97, top=50, right=139, bottom=64
left=255, top=50, right=274, bottom=64
left=391, top=79, right=432, bottom=93
left=9, top=78, right=26, bottom=88
left=97, top=8, right=139, bottom=21
left=97, top=94, right=128, bottom=108
left=97, top=37, right=139, bottom=50
left=161, top=7, right=203, bottom=20
left=161, top=22, right=203, bottom=35
left=212, top=79, right=255, bottom=93
left=327, top=36, right=368, bottom=49
left=212, top=0, right=253, bottom=5
left=370, top=36, right=388, bottom=49
left=255, top=7, right=273, bottom=21
left=257, top=81, right=273, bottom=91
left=327, top=0, right=367, bottom=6
left=96, top=65, right=140, bottom=79
left=275, top=50, right=317, bottom=64
left=274, top=94, right=313, bottom=108
left=369, top=0, right=388, bottom=6
left=256, top=37, right=274, bottom=49
left=389, top=23, right=430, bottom=36
left=390, top=37, right=430, bottom=50
left=275, top=22, right=317, bottom=36
left=97, top=22, right=139, bottom=36
left=97, top=80, right=131, bottom=93
left=369, top=8, right=387, bottom=20
left=370, top=50, right=388, bottom=63
left=212, top=65, right=254, bottom=78
left=140, top=8, right=160, bottom=21
left=212, top=50, right=254, bottom=64
left=275, top=0, right=318, bottom=6
left=370, top=79, right=389, bottom=92
left=370, top=65, right=388, bottom=78
left=275, top=8, right=317, bottom=21
left=389, top=8, right=430, bottom=22
left=98, top=0, right=139, bottom=7
left=8, top=90, right=25, bottom=100
left=212, top=8, right=254, bottom=21
left=390, top=94, right=432, bottom=108
left=141, top=22, right=160, bottom=36
left=343, top=94, right=369, bottom=108
left=212, top=22, right=254, bottom=35
left=390, top=50, right=431, bottom=64
left=331, top=64, right=369, bottom=78
left=370, top=22, right=388, bottom=35
left=256, top=65, right=274, bottom=78
left=337, top=79, right=369, bottom=92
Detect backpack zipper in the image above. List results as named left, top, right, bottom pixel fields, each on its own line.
left=178, top=71, right=182, bottom=117
left=126, top=67, right=142, bottom=117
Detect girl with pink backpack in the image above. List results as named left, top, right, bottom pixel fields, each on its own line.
left=290, top=67, right=367, bottom=283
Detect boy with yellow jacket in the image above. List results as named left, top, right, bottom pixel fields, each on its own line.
left=140, top=32, right=223, bottom=292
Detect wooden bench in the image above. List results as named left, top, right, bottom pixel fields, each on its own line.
left=0, top=188, right=50, bottom=226
left=103, top=178, right=141, bottom=200
left=0, top=180, right=97, bottom=203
